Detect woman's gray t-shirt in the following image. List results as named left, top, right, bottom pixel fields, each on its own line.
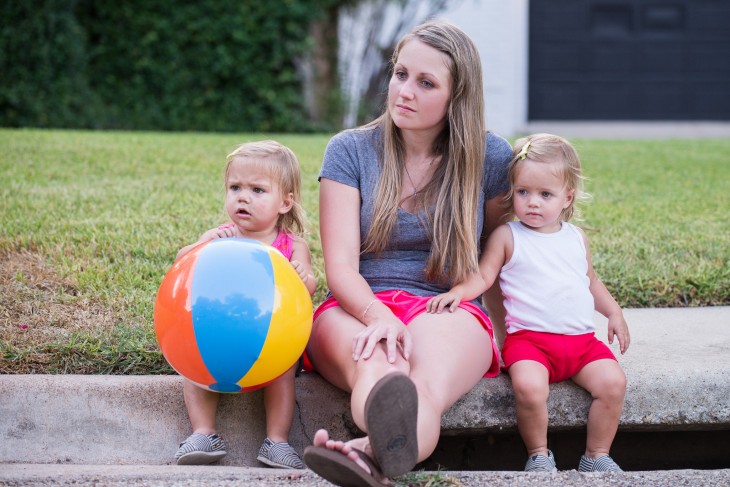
left=319, top=125, right=512, bottom=297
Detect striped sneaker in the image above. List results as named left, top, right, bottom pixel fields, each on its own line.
left=524, top=449, right=558, bottom=472
left=579, top=454, right=623, bottom=472
left=175, top=433, right=227, bottom=465
left=257, top=438, right=305, bottom=469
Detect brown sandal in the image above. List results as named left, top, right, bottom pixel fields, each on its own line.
left=364, top=372, right=419, bottom=477
left=304, top=445, right=390, bottom=487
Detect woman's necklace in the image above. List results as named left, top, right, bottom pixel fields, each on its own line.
left=403, top=157, right=435, bottom=200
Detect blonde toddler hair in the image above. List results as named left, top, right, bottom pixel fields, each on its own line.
left=506, top=133, right=589, bottom=222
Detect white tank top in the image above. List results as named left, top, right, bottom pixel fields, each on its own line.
left=501, top=221, right=595, bottom=335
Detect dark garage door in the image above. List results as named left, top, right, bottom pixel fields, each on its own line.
left=529, top=0, right=730, bottom=120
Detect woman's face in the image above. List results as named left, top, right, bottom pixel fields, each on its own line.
left=388, top=39, right=452, bottom=133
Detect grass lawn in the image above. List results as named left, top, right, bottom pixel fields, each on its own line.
left=1, top=129, right=728, bottom=374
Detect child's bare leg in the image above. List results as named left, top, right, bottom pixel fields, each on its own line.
left=509, top=360, right=550, bottom=457
left=183, top=378, right=220, bottom=434
left=263, top=364, right=297, bottom=442
left=572, top=359, right=626, bottom=458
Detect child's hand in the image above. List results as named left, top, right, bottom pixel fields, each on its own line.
left=607, top=313, right=630, bottom=354
left=199, top=224, right=238, bottom=242
left=291, top=260, right=309, bottom=284
left=213, top=224, right=237, bottom=239
left=176, top=224, right=238, bottom=262
left=426, top=291, right=462, bottom=314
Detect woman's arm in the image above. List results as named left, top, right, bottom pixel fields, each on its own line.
left=319, top=178, right=412, bottom=363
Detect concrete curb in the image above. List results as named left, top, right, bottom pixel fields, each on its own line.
left=1, top=307, right=729, bottom=468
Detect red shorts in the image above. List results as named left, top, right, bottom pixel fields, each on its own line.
left=501, top=330, right=617, bottom=384
left=303, top=290, right=500, bottom=378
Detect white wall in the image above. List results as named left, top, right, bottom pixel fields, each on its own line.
left=336, top=0, right=529, bottom=136
left=443, top=0, right=529, bottom=137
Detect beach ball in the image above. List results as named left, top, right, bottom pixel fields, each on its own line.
left=154, top=238, right=312, bottom=393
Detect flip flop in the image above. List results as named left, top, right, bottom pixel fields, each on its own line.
left=364, top=372, right=419, bottom=477
left=303, top=445, right=390, bottom=487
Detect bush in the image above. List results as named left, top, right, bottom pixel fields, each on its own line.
left=0, top=0, right=101, bottom=128
left=0, top=0, right=342, bottom=132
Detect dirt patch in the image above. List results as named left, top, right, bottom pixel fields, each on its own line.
left=0, top=249, right=121, bottom=373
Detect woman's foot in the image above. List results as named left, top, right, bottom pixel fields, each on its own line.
left=311, top=429, right=374, bottom=473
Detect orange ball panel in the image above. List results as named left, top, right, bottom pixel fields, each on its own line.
left=154, top=243, right=215, bottom=386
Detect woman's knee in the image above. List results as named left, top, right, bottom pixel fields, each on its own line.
left=353, top=349, right=409, bottom=383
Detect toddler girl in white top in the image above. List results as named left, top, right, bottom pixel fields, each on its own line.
left=428, top=133, right=630, bottom=472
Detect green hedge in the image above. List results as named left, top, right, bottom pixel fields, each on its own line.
left=0, top=1, right=100, bottom=128
left=0, top=0, right=342, bottom=132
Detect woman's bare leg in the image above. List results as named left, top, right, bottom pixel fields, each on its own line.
left=306, top=306, right=493, bottom=464
left=405, top=308, right=493, bottom=460
left=306, top=307, right=409, bottom=431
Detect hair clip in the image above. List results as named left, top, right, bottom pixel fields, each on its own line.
left=517, top=141, right=531, bottom=160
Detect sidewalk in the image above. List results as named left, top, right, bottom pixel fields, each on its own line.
left=521, top=121, right=730, bottom=138
left=3, top=464, right=730, bottom=486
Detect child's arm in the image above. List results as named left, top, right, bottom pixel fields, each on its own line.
left=426, top=224, right=512, bottom=313
left=290, top=237, right=316, bottom=296
left=175, top=224, right=237, bottom=262
left=579, top=228, right=630, bottom=354
left=426, top=272, right=487, bottom=313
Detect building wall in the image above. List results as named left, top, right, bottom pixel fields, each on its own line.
left=443, top=0, right=730, bottom=135
left=444, top=0, right=529, bottom=137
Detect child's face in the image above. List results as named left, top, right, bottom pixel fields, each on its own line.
left=512, top=160, right=574, bottom=233
left=224, top=159, right=292, bottom=237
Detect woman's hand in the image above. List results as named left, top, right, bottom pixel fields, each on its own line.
left=352, top=315, right=412, bottom=364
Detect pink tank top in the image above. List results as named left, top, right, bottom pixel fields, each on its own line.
left=271, top=229, right=295, bottom=261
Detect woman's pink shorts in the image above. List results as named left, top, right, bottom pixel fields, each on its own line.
left=501, top=329, right=617, bottom=384
left=304, top=290, right=500, bottom=378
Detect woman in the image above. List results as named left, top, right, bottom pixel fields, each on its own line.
left=303, top=20, right=513, bottom=486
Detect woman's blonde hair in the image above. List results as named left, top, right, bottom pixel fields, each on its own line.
left=225, top=140, right=307, bottom=235
left=362, top=20, right=486, bottom=284
left=506, top=133, right=589, bottom=222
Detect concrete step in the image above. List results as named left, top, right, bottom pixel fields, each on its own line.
left=1, top=307, right=728, bottom=468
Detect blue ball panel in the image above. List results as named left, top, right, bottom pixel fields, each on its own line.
left=190, top=239, right=274, bottom=392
